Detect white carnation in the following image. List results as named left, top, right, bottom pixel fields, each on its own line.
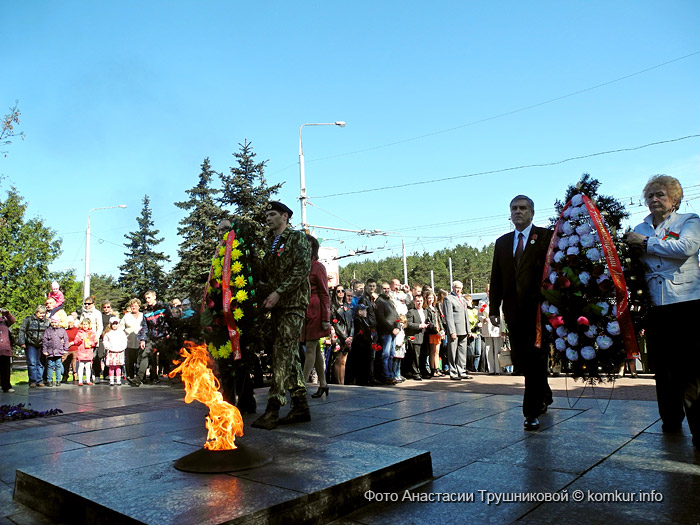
left=581, top=346, right=596, bottom=360
left=575, top=223, right=591, bottom=235
left=596, top=335, right=613, bottom=350
left=607, top=321, right=620, bottom=336
left=587, top=248, right=601, bottom=261
left=580, top=234, right=595, bottom=248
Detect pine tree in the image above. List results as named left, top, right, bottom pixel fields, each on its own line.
left=170, top=158, right=223, bottom=303
left=119, top=195, right=170, bottom=299
left=218, top=139, right=281, bottom=252
left=0, top=185, right=61, bottom=332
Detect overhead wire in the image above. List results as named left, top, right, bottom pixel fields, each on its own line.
left=269, top=51, right=699, bottom=177
left=309, top=134, right=700, bottom=199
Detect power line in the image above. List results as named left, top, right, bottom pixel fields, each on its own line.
left=310, top=134, right=700, bottom=199
left=269, top=52, right=699, bottom=177
left=312, top=52, right=700, bottom=165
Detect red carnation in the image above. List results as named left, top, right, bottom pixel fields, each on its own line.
left=332, top=319, right=338, bottom=323
left=557, top=276, right=571, bottom=288
left=577, top=316, right=590, bottom=327
left=549, top=315, right=565, bottom=329
left=409, top=336, right=415, bottom=341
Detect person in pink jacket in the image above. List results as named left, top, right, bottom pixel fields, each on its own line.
left=71, top=318, right=98, bottom=386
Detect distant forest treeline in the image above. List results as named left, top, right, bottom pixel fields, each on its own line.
left=339, top=243, right=495, bottom=295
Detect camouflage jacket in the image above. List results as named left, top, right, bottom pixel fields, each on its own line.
left=261, top=226, right=311, bottom=311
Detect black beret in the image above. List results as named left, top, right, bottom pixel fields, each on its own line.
left=266, top=201, right=293, bottom=218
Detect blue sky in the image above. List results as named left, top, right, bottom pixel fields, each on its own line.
left=1, top=1, right=698, bottom=282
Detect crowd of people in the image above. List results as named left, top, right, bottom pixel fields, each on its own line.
left=0, top=286, right=194, bottom=392
left=1, top=176, right=698, bottom=449
left=303, top=277, right=505, bottom=391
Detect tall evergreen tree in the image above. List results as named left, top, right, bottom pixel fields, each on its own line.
left=218, top=139, right=281, bottom=252
left=119, top=195, right=170, bottom=299
left=0, top=185, right=61, bottom=332
left=170, top=158, right=223, bottom=303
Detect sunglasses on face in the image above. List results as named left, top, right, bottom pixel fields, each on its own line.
left=336, top=290, right=345, bottom=293
left=84, top=302, right=93, bottom=306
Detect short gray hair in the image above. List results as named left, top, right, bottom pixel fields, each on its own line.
left=510, top=195, right=535, bottom=212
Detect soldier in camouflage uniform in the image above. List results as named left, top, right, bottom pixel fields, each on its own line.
left=252, top=201, right=312, bottom=430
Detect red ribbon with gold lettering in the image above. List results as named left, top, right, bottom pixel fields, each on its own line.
left=581, top=196, right=639, bottom=358
left=221, top=231, right=242, bottom=360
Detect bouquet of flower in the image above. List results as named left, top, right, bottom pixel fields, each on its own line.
left=539, top=176, right=638, bottom=381
left=201, top=229, right=258, bottom=361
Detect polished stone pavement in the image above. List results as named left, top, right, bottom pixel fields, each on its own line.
left=1, top=374, right=698, bottom=524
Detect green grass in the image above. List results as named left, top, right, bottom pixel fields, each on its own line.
left=10, top=370, right=28, bottom=385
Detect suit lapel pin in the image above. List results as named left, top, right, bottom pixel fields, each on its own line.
left=530, top=233, right=538, bottom=245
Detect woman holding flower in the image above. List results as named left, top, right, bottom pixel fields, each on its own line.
left=624, top=175, right=700, bottom=448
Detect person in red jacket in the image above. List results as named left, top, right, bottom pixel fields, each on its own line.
left=300, top=235, right=331, bottom=398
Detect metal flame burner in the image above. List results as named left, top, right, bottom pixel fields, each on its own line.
left=174, top=444, right=273, bottom=473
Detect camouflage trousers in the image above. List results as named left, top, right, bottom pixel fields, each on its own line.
left=267, top=308, right=306, bottom=407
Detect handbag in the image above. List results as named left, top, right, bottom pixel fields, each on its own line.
left=497, top=350, right=512, bottom=367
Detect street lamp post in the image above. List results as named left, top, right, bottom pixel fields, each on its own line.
left=299, top=121, right=345, bottom=231
left=83, top=205, right=127, bottom=299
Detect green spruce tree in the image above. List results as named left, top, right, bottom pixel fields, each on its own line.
left=218, top=139, right=281, bottom=252
left=119, top=195, right=170, bottom=299
left=170, top=158, right=223, bottom=303
left=0, top=185, right=61, bottom=334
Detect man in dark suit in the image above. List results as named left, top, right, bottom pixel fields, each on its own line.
left=489, top=195, right=553, bottom=430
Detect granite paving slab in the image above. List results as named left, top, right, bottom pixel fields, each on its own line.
left=481, top=427, right=634, bottom=475
left=14, top=435, right=432, bottom=524
left=337, top=419, right=452, bottom=447
left=463, top=405, right=581, bottom=432
left=0, top=437, right=87, bottom=484
left=403, top=425, right=528, bottom=476
left=521, top=452, right=700, bottom=524
left=343, top=459, right=577, bottom=524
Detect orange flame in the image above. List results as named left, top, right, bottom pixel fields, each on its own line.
left=169, top=341, right=244, bottom=450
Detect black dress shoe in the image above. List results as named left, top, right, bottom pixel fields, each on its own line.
left=459, top=374, right=473, bottom=379
left=449, top=375, right=462, bottom=381
left=524, top=417, right=540, bottom=430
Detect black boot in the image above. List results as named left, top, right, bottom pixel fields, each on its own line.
left=278, top=395, right=311, bottom=425
left=251, top=398, right=281, bottom=430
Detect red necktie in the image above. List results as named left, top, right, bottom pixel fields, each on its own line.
left=515, top=232, right=524, bottom=268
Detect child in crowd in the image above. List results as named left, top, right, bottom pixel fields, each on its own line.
left=62, top=316, right=79, bottom=382
left=103, top=317, right=127, bottom=386
left=42, top=315, right=69, bottom=387
left=71, top=318, right=97, bottom=386
left=48, top=281, right=65, bottom=309
left=393, top=314, right=407, bottom=383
